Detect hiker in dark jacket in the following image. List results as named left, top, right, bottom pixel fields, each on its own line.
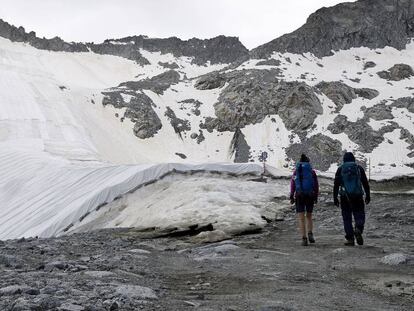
left=290, top=154, right=319, bottom=246
left=333, top=152, right=370, bottom=246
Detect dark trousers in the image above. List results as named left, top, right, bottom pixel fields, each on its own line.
left=340, top=196, right=365, bottom=240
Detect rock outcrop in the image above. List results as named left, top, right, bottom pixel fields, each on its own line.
left=286, top=134, right=343, bottom=171
left=328, top=115, right=400, bottom=153
left=229, top=129, right=251, bottom=163
left=102, top=92, right=162, bottom=139
left=199, top=69, right=322, bottom=132
left=106, top=35, right=250, bottom=65
left=119, top=70, right=180, bottom=95
left=251, top=0, right=414, bottom=58
left=377, top=64, right=414, bottom=81
left=316, top=81, right=379, bottom=112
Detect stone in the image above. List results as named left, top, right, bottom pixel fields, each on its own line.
left=380, top=253, right=412, bottom=265
left=0, top=285, right=25, bottom=296
left=363, top=61, right=377, bottom=70
left=115, top=285, right=157, bottom=300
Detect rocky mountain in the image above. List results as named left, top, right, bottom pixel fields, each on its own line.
left=0, top=19, right=249, bottom=66
left=251, top=0, right=414, bottom=58
left=0, top=0, right=413, bottom=240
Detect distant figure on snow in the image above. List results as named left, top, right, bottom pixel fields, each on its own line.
left=333, top=152, right=370, bottom=246
left=290, top=154, right=319, bottom=246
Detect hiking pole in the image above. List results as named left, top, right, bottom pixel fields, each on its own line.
left=368, top=157, right=371, bottom=181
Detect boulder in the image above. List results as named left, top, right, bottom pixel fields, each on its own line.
left=377, top=64, right=414, bottom=81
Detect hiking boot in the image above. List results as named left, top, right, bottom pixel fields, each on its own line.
left=308, top=232, right=315, bottom=244
left=302, top=237, right=308, bottom=246
left=354, top=228, right=364, bottom=245
left=344, top=239, right=355, bottom=246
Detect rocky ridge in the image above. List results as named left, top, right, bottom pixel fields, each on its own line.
left=251, top=0, right=414, bottom=58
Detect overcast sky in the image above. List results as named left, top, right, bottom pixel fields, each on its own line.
left=0, top=0, right=355, bottom=49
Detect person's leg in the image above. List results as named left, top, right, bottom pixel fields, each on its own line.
left=296, top=197, right=308, bottom=246
left=306, top=212, right=316, bottom=243
left=306, top=212, right=313, bottom=233
left=352, top=198, right=366, bottom=245
left=341, top=198, right=354, bottom=244
left=353, top=198, right=366, bottom=233
left=297, top=212, right=306, bottom=238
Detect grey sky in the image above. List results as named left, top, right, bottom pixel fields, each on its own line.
left=0, top=0, right=355, bottom=49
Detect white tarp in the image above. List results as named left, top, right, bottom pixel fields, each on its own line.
left=0, top=147, right=268, bottom=239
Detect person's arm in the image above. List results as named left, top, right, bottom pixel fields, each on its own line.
left=359, top=166, right=370, bottom=201
left=333, top=167, right=341, bottom=206
left=312, top=170, right=319, bottom=197
left=290, top=170, right=296, bottom=198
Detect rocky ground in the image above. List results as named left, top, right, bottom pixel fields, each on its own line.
left=1, top=179, right=413, bottom=311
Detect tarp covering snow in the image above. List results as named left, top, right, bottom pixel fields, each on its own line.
left=0, top=147, right=273, bottom=239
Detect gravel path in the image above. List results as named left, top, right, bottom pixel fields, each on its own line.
left=0, top=184, right=413, bottom=310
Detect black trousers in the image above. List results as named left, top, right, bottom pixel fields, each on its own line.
left=340, top=196, right=365, bottom=240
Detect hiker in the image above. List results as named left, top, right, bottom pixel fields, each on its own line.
left=290, top=154, right=319, bottom=246
left=333, top=152, right=370, bottom=246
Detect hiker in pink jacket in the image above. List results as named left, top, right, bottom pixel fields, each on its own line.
left=290, top=154, right=319, bottom=246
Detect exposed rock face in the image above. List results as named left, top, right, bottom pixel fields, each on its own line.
left=200, top=69, right=322, bottom=132
left=120, top=70, right=180, bottom=95
left=158, top=61, right=180, bottom=69
left=256, top=59, right=281, bottom=66
left=328, top=115, right=399, bottom=153
left=362, top=103, right=394, bottom=120
left=251, top=0, right=414, bottom=58
left=316, top=81, right=379, bottom=112
left=165, top=107, right=191, bottom=139
left=286, top=134, right=343, bottom=171
left=354, top=88, right=380, bottom=100
left=195, top=72, right=226, bottom=90
left=88, top=43, right=150, bottom=66
left=0, top=19, right=87, bottom=52
left=392, top=97, right=414, bottom=113
left=400, top=129, right=414, bottom=152
left=316, top=82, right=357, bottom=112
left=178, top=99, right=203, bottom=116
left=229, top=129, right=251, bottom=163
left=107, top=35, right=250, bottom=65
left=102, top=92, right=162, bottom=139
left=377, top=64, right=414, bottom=81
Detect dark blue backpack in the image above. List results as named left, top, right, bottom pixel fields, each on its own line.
left=340, top=162, right=363, bottom=199
left=295, top=162, right=314, bottom=197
